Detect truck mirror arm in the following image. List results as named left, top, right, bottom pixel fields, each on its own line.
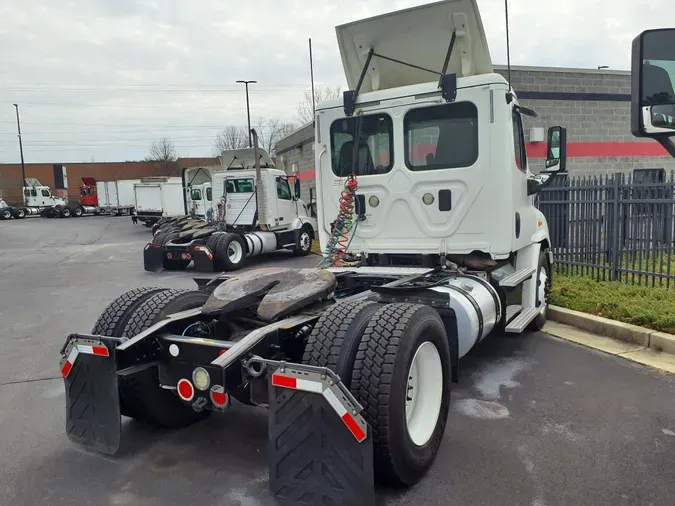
left=526, top=169, right=559, bottom=196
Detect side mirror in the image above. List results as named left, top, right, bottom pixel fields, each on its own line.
left=631, top=29, right=675, bottom=154
left=294, top=178, right=301, bottom=200
left=544, top=126, right=567, bottom=173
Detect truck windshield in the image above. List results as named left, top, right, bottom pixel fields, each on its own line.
left=330, top=113, right=393, bottom=177
left=190, top=189, right=202, bottom=201
left=225, top=178, right=254, bottom=193
left=404, top=102, right=478, bottom=171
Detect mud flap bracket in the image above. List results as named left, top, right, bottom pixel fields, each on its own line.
left=62, top=335, right=121, bottom=455
left=259, top=358, right=375, bottom=506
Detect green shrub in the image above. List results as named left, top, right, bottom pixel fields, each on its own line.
left=551, top=274, right=675, bottom=334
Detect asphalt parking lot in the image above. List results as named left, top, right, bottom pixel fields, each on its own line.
left=1, top=216, right=674, bottom=506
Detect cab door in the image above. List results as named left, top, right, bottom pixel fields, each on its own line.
left=511, top=106, right=538, bottom=251
left=275, top=176, right=295, bottom=228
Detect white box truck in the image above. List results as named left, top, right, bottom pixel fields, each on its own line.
left=96, top=179, right=139, bottom=215
left=134, top=177, right=184, bottom=227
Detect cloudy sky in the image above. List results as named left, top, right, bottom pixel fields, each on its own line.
left=0, top=0, right=666, bottom=164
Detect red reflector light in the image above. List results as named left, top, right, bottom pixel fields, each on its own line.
left=61, top=361, right=73, bottom=378
left=148, top=243, right=161, bottom=249
left=210, top=385, right=228, bottom=407
left=92, top=345, right=109, bottom=357
left=218, top=349, right=227, bottom=356
left=167, top=253, right=173, bottom=259
left=177, top=379, right=194, bottom=401
left=271, top=374, right=297, bottom=389
left=341, top=412, right=367, bottom=442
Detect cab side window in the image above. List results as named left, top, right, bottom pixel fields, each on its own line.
left=512, top=111, right=527, bottom=172
left=276, top=178, right=292, bottom=200
left=41, top=189, right=50, bottom=197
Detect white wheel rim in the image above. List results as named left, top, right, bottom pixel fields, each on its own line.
left=227, top=241, right=243, bottom=263
left=405, top=341, right=444, bottom=447
left=300, top=232, right=310, bottom=250
left=537, top=266, right=548, bottom=315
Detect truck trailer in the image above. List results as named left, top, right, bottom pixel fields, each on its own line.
left=59, top=2, right=675, bottom=504
left=134, top=177, right=184, bottom=227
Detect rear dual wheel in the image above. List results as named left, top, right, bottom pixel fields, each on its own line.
left=303, top=301, right=451, bottom=487
left=91, top=288, right=210, bottom=428
left=213, top=233, right=246, bottom=271
left=1, top=208, right=12, bottom=220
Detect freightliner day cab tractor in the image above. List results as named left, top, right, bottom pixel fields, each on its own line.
left=0, top=178, right=72, bottom=219
left=63, top=1, right=671, bottom=504
left=143, top=145, right=317, bottom=272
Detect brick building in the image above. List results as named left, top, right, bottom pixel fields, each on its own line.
left=0, top=157, right=218, bottom=205
left=274, top=65, right=675, bottom=192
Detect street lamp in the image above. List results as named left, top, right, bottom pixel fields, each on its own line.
left=13, top=104, right=27, bottom=203
left=236, top=80, right=257, bottom=147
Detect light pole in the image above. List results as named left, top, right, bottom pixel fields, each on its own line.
left=13, top=104, right=27, bottom=203
left=236, top=80, right=257, bottom=147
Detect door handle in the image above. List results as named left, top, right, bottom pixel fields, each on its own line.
left=438, top=190, right=452, bottom=211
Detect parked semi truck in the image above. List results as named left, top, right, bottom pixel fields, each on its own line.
left=0, top=178, right=73, bottom=219
left=133, top=177, right=184, bottom=227
left=63, top=1, right=664, bottom=504
left=145, top=146, right=317, bottom=271
left=78, top=177, right=139, bottom=216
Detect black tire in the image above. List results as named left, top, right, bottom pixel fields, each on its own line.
left=151, top=223, right=161, bottom=234
left=293, top=225, right=313, bottom=256
left=214, top=233, right=246, bottom=271
left=72, top=205, right=84, bottom=217
left=44, top=208, right=57, bottom=218
left=152, top=232, right=166, bottom=245
left=14, top=208, right=26, bottom=219
left=302, top=301, right=380, bottom=386
left=351, top=303, right=451, bottom=487
left=60, top=206, right=71, bottom=218
left=161, top=232, right=179, bottom=246
left=0, top=208, right=12, bottom=220
left=122, top=289, right=209, bottom=338
left=91, top=287, right=169, bottom=339
left=528, top=251, right=551, bottom=331
left=119, top=290, right=211, bottom=428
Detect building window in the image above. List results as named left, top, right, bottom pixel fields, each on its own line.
left=276, top=178, right=292, bottom=200
left=330, top=114, right=393, bottom=177
left=404, top=102, right=478, bottom=171
left=512, top=111, right=527, bottom=172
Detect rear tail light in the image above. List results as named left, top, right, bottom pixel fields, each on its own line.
left=177, top=379, right=194, bottom=401
left=167, top=252, right=173, bottom=259
left=210, top=385, right=229, bottom=407
left=181, top=253, right=192, bottom=260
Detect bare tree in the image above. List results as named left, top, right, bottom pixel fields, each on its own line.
left=296, top=86, right=342, bottom=124
left=145, top=137, right=178, bottom=174
left=213, top=126, right=249, bottom=155
left=255, top=117, right=297, bottom=156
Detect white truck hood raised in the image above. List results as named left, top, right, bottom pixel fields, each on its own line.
left=336, top=0, right=492, bottom=93
left=218, top=148, right=275, bottom=170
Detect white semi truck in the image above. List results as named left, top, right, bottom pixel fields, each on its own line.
left=144, top=146, right=317, bottom=271
left=65, top=2, right=673, bottom=504
left=0, top=179, right=72, bottom=219
left=133, top=177, right=185, bottom=227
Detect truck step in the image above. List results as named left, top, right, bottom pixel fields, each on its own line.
left=499, top=267, right=536, bottom=287
left=505, top=307, right=541, bottom=333
left=505, top=304, right=522, bottom=323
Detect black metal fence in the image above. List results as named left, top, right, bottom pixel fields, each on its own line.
left=537, top=169, right=675, bottom=288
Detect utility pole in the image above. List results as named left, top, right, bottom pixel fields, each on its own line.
left=236, top=80, right=257, bottom=147
left=13, top=103, right=27, bottom=203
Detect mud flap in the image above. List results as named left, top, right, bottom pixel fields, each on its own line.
left=143, top=243, right=164, bottom=272
left=192, top=245, right=215, bottom=272
left=266, top=362, right=374, bottom=506
left=62, top=336, right=121, bottom=455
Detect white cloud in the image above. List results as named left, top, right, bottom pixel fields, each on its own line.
left=0, top=0, right=665, bottom=163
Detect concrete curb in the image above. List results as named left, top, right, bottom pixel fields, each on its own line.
left=549, top=306, right=675, bottom=355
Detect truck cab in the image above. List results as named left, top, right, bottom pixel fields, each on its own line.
left=316, top=0, right=566, bottom=266
left=183, top=166, right=216, bottom=219
left=79, top=177, right=98, bottom=207
left=24, top=185, right=66, bottom=208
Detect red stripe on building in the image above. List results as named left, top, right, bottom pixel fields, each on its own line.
left=527, top=142, right=669, bottom=158
left=295, top=169, right=316, bottom=181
